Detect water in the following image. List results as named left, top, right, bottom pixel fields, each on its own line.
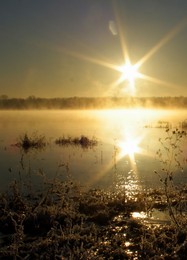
left=0, top=109, right=187, bottom=192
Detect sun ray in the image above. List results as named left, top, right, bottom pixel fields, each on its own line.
left=112, top=1, right=130, bottom=62
left=56, top=45, right=119, bottom=72
left=136, top=18, right=187, bottom=68
left=140, top=73, right=186, bottom=90
left=48, top=8, right=187, bottom=97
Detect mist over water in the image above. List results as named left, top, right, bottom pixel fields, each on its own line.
left=0, top=109, right=187, bottom=191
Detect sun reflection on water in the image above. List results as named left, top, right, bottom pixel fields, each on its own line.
left=113, top=128, right=145, bottom=199
left=117, top=133, right=142, bottom=164
left=132, top=211, right=147, bottom=219
left=115, top=169, right=143, bottom=201
left=84, top=108, right=165, bottom=192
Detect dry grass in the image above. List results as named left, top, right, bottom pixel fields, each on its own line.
left=0, top=177, right=187, bottom=259
left=2, top=129, right=187, bottom=258
left=55, top=135, right=98, bottom=149
left=16, top=133, right=46, bottom=152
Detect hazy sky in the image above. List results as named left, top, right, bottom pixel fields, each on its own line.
left=0, top=0, right=187, bottom=98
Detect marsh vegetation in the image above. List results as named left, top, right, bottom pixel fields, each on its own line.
left=15, top=133, right=97, bottom=152
left=1, top=110, right=187, bottom=259
left=1, top=129, right=187, bottom=259
left=55, top=135, right=98, bottom=149
left=0, top=176, right=187, bottom=259
left=16, top=133, right=47, bottom=152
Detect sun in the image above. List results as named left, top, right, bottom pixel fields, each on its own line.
left=57, top=9, right=186, bottom=98
left=119, top=61, right=140, bottom=83
left=115, top=60, right=142, bottom=95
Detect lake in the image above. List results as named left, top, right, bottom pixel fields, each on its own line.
left=0, top=109, right=187, bottom=192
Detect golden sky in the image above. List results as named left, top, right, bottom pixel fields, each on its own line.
left=0, top=0, right=187, bottom=98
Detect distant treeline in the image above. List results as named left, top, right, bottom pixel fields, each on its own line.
left=0, top=96, right=187, bottom=109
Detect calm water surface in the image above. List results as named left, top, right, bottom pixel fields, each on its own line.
left=0, top=109, right=187, bottom=192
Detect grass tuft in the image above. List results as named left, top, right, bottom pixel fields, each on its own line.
left=55, top=135, right=98, bottom=148
left=16, top=133, right=46, bottom=151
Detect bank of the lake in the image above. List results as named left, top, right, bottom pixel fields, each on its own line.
left=0, top=177, right=187, bottom=259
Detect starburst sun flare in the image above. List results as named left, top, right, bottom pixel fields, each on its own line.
left=56, top=6, right=186, bottom=97
left=115, top=60, right=142, bottom=95
left=118, top=62, right=140, bottom=83
left=118, top=134, right=142, bottom=162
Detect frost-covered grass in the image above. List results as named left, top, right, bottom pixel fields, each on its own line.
left=2, top=129, right=187, bottom=258
left=0, top=177, right=187, bottom=259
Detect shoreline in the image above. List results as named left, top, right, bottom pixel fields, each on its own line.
left=0, top=179, right=187, bottom=259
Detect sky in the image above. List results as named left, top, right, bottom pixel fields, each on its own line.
left=0, top=0, right=187, bottom=98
